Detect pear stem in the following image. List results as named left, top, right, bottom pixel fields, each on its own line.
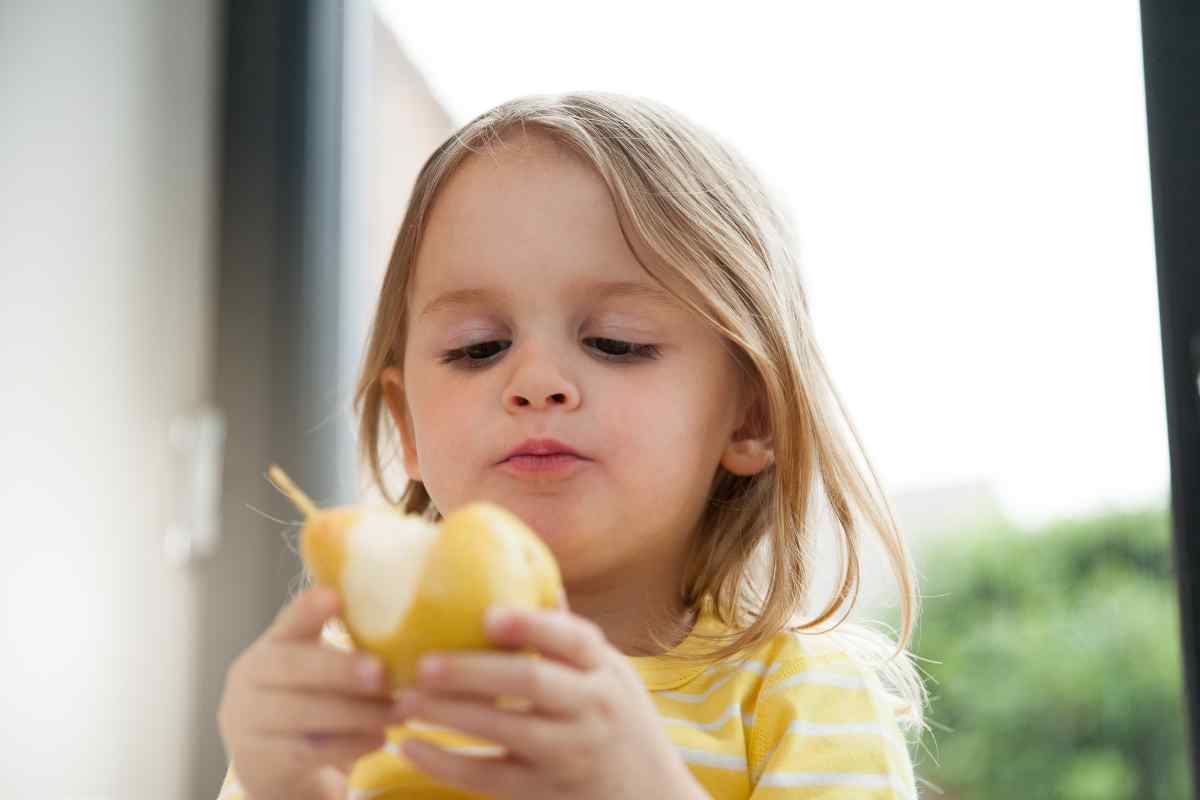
left=267, top=464, right=320, bottom=518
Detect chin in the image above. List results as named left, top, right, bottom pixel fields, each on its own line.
left=511, top=503, right=574, bottom=535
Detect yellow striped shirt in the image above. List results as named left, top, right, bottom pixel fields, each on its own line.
left=217, top=605, right=919, bottom=799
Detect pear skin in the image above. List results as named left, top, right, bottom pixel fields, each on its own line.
left=270, top=463, right=564, bottom=692
left=351, top=502, right=564, bottom=687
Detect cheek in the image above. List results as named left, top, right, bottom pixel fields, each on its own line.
left=662, top=371, right=738, bottom=466
left=406, top=371, right=475, bottom=456
left=606, top=376, right=717, bottom=462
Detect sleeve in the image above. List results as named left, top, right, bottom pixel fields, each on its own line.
left=215, top=763, right=246, bottom=800
left=746, top=651, right=919, bottom=799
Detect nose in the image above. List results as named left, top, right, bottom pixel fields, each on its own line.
left=508, top=390, right=572, bottom=410
left=503, top=346, right=580, bottom=412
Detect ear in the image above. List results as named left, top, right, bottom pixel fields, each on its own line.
left=719, top=381, right=774, bottom=477
left=379, top=366, right=422, bottom=482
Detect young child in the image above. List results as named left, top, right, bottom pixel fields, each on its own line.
left=216, top=91, right=930, bottom=800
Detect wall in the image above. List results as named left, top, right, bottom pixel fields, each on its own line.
left=0, top=1, right=221, bottom=796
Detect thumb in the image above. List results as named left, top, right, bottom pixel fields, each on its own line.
left=267, top=586, right=340, bottom=643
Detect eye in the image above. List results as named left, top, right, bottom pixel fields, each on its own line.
left=438, top=338, right=660, bottom=369
left=586, top=338, right=661, bottom=361
left=439, top=340, right=511, bottom=367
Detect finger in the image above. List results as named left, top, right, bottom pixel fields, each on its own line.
left=485, top=606, right=607, bottom=671
left=235, top=731, right=383, bottom=785
left=253, top=687, right=405, bottom=736
left=401, top=739, right=528, bottom=797
left=266, top=586, right=341, bottom=643
left=400, top=694, right=561, bottom=770
left=402, top=737, right=529, bottom=798
left=255, top=642, right=391, bottom=698
left=415, top=651, right=579, bottom=717
left=290, top=731, right=389, bottom=775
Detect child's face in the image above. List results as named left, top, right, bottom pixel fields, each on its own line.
left=380, top=131, right=771, bottom=589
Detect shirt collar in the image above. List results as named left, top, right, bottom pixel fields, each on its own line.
left=625, top=596, right=733, bottom=691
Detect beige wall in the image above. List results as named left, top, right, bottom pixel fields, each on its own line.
left=0, top=2, right=459, bottom=796
left=0, top=1, right=220, bottom=796
left=346, top=8, right=457, bottom=504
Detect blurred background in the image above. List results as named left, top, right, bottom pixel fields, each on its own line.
left=0, top=1, right=1189, bottom=798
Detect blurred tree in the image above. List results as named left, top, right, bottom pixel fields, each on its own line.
left=886, top=506, right=1190, bottom=799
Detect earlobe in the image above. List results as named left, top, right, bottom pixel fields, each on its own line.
left=720, top=438, right=774, bottom=477
left=721, top=382, right=773, bottom=476
left=379, top=366, right=421, bottom=482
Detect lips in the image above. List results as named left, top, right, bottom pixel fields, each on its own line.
left=501, top=453, right=585, bottom=475
left=501, top=437, right=585, bottom=463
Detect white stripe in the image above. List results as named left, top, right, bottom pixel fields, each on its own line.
left=656, top=660, right=779, bottom=703
left=674, top=745, right=748, bottom=770
left=767, top=669, right=869, bottom=692
left=718, top=658, right=780, bottom=675
left=657, top=670, right=739, bottom=703
left=754, top=720, right=911, bottom=784
left=659, top=704, right=756, bottom=730
left=660, top=702, right=743, bottom=731
left=785, top=719, right=890, bottom=736
left=757, top=771, right=897, bottom=789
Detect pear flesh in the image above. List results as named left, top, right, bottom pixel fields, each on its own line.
left=299, top=500, right=564, bottom=687
left=340, top=511, right=439, bottom=641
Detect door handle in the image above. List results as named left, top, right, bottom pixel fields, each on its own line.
left=164, top=406, right=226, bottom=566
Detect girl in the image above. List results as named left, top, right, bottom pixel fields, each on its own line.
left=216, top=91, right=931, bottom=799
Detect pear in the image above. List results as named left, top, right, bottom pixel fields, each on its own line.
left=267, top=464, right=564, bottom=688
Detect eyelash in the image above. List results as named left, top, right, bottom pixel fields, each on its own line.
left=438, top=338, right=661, bottom=369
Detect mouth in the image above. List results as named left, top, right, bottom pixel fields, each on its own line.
left=499, top=453, right=588, bottom=475
left=501, top=437, right=586, bottom=464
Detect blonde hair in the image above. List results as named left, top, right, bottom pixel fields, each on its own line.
left=349, top=91, right=930, bottom=740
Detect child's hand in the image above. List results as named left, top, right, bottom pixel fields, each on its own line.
left=216, top=587, right=405, bottom=800
left=394, top=601, right=709, bottom=800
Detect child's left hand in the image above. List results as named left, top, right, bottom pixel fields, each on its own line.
left=395, top=601, right=708, bottom=800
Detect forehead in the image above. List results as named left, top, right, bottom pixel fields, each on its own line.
left=410, top=133, right=651, bottom=297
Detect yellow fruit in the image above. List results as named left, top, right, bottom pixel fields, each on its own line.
left=267, top=464, right=564, bottom=688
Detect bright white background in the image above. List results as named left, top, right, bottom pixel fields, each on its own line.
left=375, top=0, right=1168, bottom=532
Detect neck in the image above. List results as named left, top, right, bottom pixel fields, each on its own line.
left=563, top=569, right=699, bottom=657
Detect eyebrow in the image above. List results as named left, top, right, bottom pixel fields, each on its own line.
left=416, top=279, right=678, bottom=320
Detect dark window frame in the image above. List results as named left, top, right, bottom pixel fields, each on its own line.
left=1141, top=1, right=1200, bottom=793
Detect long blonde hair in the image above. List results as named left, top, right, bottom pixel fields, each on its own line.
left=350, top=91, right=930, bottom=739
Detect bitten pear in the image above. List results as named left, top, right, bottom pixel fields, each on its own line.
left=267, top=464, right=564, bottom=688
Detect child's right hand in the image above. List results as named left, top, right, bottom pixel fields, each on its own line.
left=217, top=586, right=404, bottom=800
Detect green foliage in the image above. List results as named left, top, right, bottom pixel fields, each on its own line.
left=892, top=506, right=1192, bottom=799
